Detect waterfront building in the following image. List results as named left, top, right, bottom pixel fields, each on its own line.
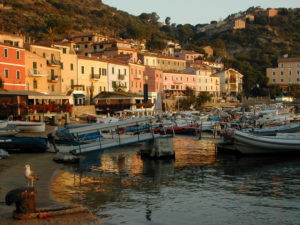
left=107, top=59, right=129, bottom=92
left=29, top=44, right=62, bottom=94
left=77, top=56, right=108, bottom=103
left=212, top=68, right=243, bottom=97
left=129, top=63, right=146, bottom=94
left=25, top=50, right=48, bottom=93
left=184, top=67, right=220, bottom=97
left=162, top=71, right=197, bottom=97
left=53, top=43, right=78, bottom=94
left=266, top=57, right=300, bottom=90
left=0, top=31, right=25, bottom=90
left=145, top=67, right=163, bottom=93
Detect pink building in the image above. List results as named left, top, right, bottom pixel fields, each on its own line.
left=162, top=71, right=197, bottom=96
left=145, top=67, right=163, bottom=93
left=0, top=39, right=25, bottom=90
left=129, top=63, right=146, bottom=93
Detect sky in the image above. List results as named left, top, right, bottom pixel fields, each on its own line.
left=102, top=0, right=300, bottom=25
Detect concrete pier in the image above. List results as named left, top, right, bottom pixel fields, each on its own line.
left=140, top=138, right=175, bottom=159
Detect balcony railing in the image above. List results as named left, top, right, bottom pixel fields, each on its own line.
left=48, top=76, right=59, bottom=82
left=91, top=74, right=101, bottom=80
left=134, top=74, right=142, bottom=79
left=29, top=69, right=47, bottom=77
left=118, top=74, right=125, bottom=80
left=47, top=59, right=60, bottom=66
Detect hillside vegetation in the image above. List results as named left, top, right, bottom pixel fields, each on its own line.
left=1, top=1, right=300, bottom=96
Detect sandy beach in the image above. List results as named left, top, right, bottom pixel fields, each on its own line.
left=0, top=136, right=104, bottom=225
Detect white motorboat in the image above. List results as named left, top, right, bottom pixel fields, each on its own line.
left=7, top=121, right=46, bottom=132
left=243, top=122, right=300, bottom=136
left=229, top=130, right=300, bottom=154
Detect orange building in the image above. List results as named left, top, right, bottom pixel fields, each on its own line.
left=0, top=32, right=25, bottom=90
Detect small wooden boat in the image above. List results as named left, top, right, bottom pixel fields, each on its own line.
left=7, top=121, right=46, bottom=132
left=0, top=137, right=48, bottom=152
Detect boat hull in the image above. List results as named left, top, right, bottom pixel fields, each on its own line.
left=233, top=131, right=300, bottom=154
left=8, top=121, right=46, bottom=132
left=0, top=137, right=48, bottom=152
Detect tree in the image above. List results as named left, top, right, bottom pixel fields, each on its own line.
left=165, top=17, right=171, bottom=26
left=146, top=33, right=167, bottom=50
left=195, top=92, right=212, bottom=107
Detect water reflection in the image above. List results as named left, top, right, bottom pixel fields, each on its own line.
left=50, top=137, right=300, bottom=225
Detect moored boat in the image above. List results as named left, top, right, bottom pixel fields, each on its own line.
left=7, top=121, right=46, bottom=132
left=225, top=129, right=300, bottom=154
left=0, top=120, right=8, bottom=129
left=0, top=137, right=48, bottom=152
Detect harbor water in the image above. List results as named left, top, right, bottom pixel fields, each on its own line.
left=50, top=136, right=300, bottom=225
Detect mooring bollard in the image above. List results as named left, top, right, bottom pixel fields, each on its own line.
left=5, top=187, right=37, bottom=214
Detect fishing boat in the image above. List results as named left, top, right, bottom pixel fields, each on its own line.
left=222, top=129, right=300, bottom=154
left=7, top=121, right=46, bottom=132
left=0, top=137, right=48, bottom=153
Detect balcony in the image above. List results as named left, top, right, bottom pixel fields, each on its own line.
left=134, top=74, right=142, bottom=79
left=29, top=69, right=47, bottom=77
left=118, top=74, right=125, bottom=80
left=173, top=80, right=183, bottom=84
left=48, top=75, right=59, bottom=82
left=91, top=74, right=101, bottom=80
left=47, top=59, right=60, bottom=66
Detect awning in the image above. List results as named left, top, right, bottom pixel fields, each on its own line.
left=73, top=94, right=85, bottom=98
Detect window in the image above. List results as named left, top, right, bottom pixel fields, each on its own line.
left=70, top=63, right=74, bottom=71
left=281, top=79, right=284, bottom=82
left=297, top=70, right=300, bottom=75
left=272, top=71, right=276, bottom=75
left=157, top=60, right=160, bottom=64
left=99, top=68, right=102, bottom=75
left=16, top=51, right=20, bottom=59
left=112, top=67, right=115, bottom=74
left=168, top=61, right=170, bottom=65
left=118, top=69, right=120, bottom=75
left=4, top=48, right=8, bottom=57
left=43, top=53, right=46, bottom=58
left=62, top=48, right=67, bottom=54
left=84, top=44, right=88, bottom=48
left=33, top=79, right=37, bottom=89
left=71, top=79, right=74, bottom=87
left=51, top=69, right=55, bottom=80
left=81, top=37, right=84, bottom=41
left=280, top=63, right=284, bottom=68
left=297, top=78, right=300, bottom=82
left=51, top=85, right=55, bottom=92
left=289, top=78, right=292, bottom=82
left=289, top=71, right=292, bottom=75
left=81, top=66, right=84, bottom=74
left=102, top=68, right=106, bottom=75
left=14, top=42, right=19, bottom=47
left=91, top=67, right=94, bottom=75
left=288, top=63, right=292, bottom=68
left=281, top=71, right=284, bottom=75
left=99, top=86, right=102, bottom=92
left=297, top=63, right=300, bottom=68
left=5, top=69, right=9, bottom=78
left=124, top=69, right=126, bottom=75
left=16, top=70, right=20, bottom=79
left=60, top=62, right=64, bottom=69
left=88, top=37, right=92, bottom=41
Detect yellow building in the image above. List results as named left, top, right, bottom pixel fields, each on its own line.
left=29, top=44, right=62, bottom=94
left=53, top=43, right=78, bottom=94
left=267, top=57, right=300, bottom=88
left=25, top=50, right=48, bottom=93
left=156, top=55, right=186, bottom=71
left=77, top=56, right=108, bottom=103
left=212, top=68, right=243, bottom=97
